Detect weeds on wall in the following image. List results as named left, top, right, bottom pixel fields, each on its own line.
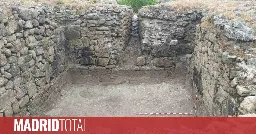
left=56, top=0, right=64, bottom=5
left=118, top=0, right=158, bottom=12
left=89, top=0, right=95, bottom=4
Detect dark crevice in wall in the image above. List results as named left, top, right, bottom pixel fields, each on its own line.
left=193, top=67, right=203, bottom=96
left=80, top=47, right=94, bottom=66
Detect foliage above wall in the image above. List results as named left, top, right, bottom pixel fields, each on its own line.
left=118, top=0, right=158, bottom=12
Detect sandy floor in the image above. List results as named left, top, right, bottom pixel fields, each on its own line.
left=45, top=68, right=194, bottom=116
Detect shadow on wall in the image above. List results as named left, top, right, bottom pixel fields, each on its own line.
left=193, top=67, right=203, bottom=96
left=62, top=5, right=133, bottom=67
left=137, top=4, right=203, bottom=68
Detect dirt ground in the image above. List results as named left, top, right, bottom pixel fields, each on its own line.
left=44, top=66, right=194, bottom=116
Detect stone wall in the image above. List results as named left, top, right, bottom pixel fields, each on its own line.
left=0, top=5, right=68, bottom=116
left=138, top=5, right=202, bottom=68
left=137, top=4, right=256, bottom=116
left=66, top=5, right=133, bottom=68
left=190, top=14, right=256, bottom=116
left=138, top=4, right=256, bottom=116
left=1, top=2, right=255, bottom=117
left=0, top=4, right=133, bottom=116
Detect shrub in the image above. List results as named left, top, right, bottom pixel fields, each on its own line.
left=89, top=0, right=95, bottom=4
left=56, top=0, right=64, bottom=5
left=118, top=0, right=158, bottom=12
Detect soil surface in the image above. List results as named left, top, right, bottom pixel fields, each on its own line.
left=45, top=67, right=194, bottom=116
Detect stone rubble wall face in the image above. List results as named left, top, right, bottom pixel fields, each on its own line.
left=0, top=6, right=68, bottom=116
left=66, top=5, right=133, bottom=67
left=138, top=5, right=202, bottom=67
left=191, top=16, right=256, bottom=116
left=0, top=4, right=133, bottom=116
left=191, top=24, right=234, bottom=116
left=138, top=5, right=256, bottom=116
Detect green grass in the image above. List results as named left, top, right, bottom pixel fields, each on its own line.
left=56, top=0, right=64, bottom=5
left=89, top=0, right=95, bottom=4
left=118, top=0, right=158, bottom=12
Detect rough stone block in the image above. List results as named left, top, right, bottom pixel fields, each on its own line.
left=0, top=54, right=7, bottom=67
left=19, top=95, right=30, bottom=108
left=86, top=13, right=99, bottom=20
left=0, top=90, right=15, bottom=107
left=12, top=101, right=21, bottom=114
left=4, top=105, right=13, bottom=117
left=98, top=58, right=109, bottom=67
left=27, top=82, right=37, bottom=98
left=36, top=46, right=44, bottom=55
left=237, top=85, right=256, bottom=97
left=7, top=20, right=18, bottom=34
left=0, top=77, right=8, bottom=87
left=239, top=96, right=256, bottom=114
left=0, top=87, right=6, bottom=95
left=136, top=56, right=146, bottom=66
left=96, top=27, right=110, bottom=31
left=69, top=39, right=83, bottom=47
left=18, top=8, right=32, bottom=21
left=25, top=20, right=33, bottom=29
left=5, top=80, right=14, bottom=90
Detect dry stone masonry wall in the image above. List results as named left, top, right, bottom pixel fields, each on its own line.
left=137, top=4, right=256, bottom=116
left=0, top=5, right=68, bottom=116
left=66, top=5, right=133, bottom=67
left=0, top=4, right=133, bottom=116
left=190, top=14, right=256, bottom=116
left=138, top=5, right=202, bottom=68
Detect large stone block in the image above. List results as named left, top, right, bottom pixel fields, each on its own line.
left=239, top=96, right=256, bottom=114
left=18, top=8, right=33, bottom=21
left=4, top=104, right=13, bottom=116
left=0, top=54, right=7, bottom=67
left=136, top=56, right=146, bottom=66
left=25, top=21, right=33, bottom=29
left=27, top=82, right=37, bottom=98
left=0, top=77, right=8, bottom=87
left=12, top=100, right=21, bottom=114
left=0, top=90, right=15, bottom=106
left=69, top=39, right=83, bottom=48
left=237, top=85, right=256, bottom=97
left=98, top=58, right=109, bottom=67
left=5, top=80, right=14, bottom=90
left=0, top=87, right=5, bottom=95
left=7, top=20, right=19, bottom=34
left=19, top=95, right=30, bottom=108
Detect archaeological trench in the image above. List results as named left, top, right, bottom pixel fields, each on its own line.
left=0, top=3, right=256, bottom=117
